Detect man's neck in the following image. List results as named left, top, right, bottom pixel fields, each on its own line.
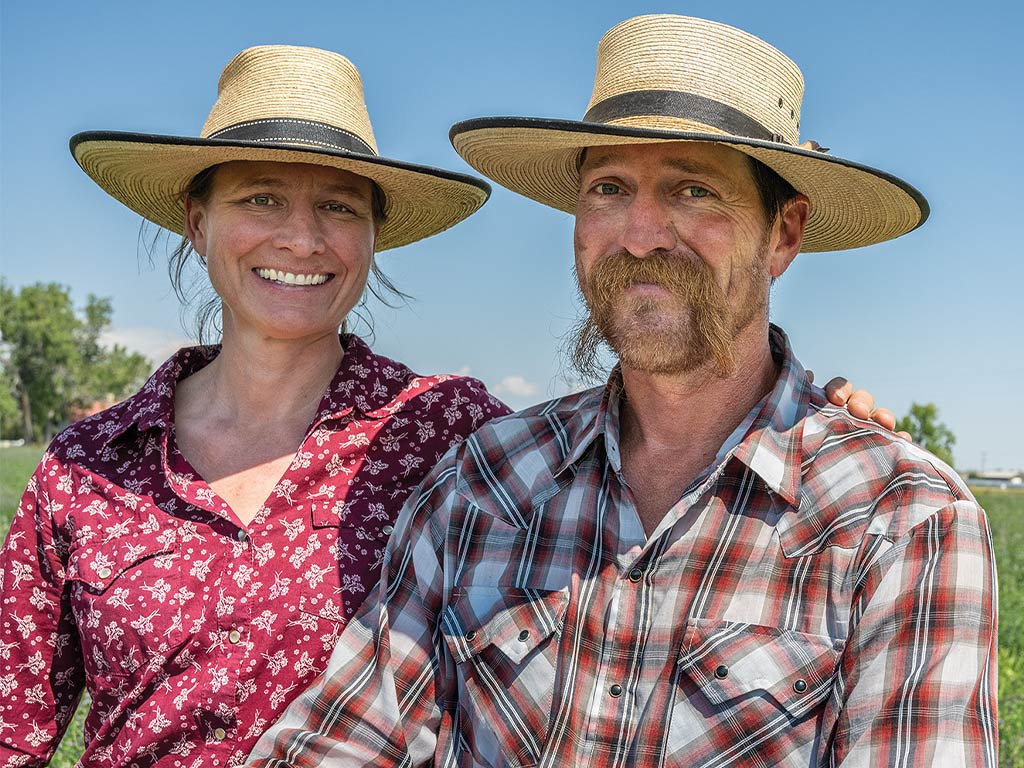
left=617, top=324, right=779, bottom=535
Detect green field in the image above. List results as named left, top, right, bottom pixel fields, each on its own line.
left=2, top=446, right=1022, bottom=764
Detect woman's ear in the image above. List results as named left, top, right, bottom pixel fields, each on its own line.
left=184, top=196, right=207, bottom=257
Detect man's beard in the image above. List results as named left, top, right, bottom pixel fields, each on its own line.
left=571, top=248, right=768, bottom=380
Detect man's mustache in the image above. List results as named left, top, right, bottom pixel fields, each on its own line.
left=584, top=249, right=720, bottom=304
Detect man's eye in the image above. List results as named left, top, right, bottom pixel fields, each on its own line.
left=684, top=186, right=711, bottom=198
left=323, top=202, right=352, bottom=213
left=597, top=182, right=621, bottom=195
left=247, top=195, right=274, bottom=206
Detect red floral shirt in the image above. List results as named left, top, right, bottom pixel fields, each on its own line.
left=0, top=335, right=509, bottom=768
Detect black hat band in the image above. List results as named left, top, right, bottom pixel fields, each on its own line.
left=583, top=90, right=783, bottom=143
left=209, top=118, right=375, bottom=155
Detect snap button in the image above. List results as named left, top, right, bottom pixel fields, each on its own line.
left=97, top=567, right=112, bottom=579
left=609, top=684, right=622, bottom=697
left=793, top=678, right=808, bottom=694
left=236, top=529, right=248, bottom=542
left=518, top=630, right=530, bottom=642
left=228, top=629, right=242, bottom=644
left=465, top=631, right=477, bottom=642
left=382, top=525, right=394, bottom=536
left=627, top=568, right=643, bottom=583
left=714, top=664, right=729, bottom=679
left=213, top=727, right=227, bottom=741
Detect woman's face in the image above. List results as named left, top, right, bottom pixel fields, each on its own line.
left=185, top=160, right=377, bottom=345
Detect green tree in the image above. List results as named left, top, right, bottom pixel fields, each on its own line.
left=895, top=402, right=956, bottom=467
left=0, top=281, right=150, bottom=443
left=0, top=355, right=20, bottom=441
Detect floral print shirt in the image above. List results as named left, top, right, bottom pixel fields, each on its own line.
left=0, top=334, right=509, bottom=768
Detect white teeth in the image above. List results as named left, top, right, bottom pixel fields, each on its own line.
left=255, top=268, right=329, bottom=286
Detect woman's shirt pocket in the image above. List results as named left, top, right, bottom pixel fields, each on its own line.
left=66, top=518, right=184, bottom=683
left=441, top=585, right=570, bottom=768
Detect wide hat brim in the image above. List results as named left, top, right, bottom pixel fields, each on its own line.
left=72, top=131, right=491, bottom=252
left=450, top=117, right=928, bottom=253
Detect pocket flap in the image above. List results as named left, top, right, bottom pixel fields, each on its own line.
left=679, top=619, right=844, bottom=717
left=67, top=527, right=177, bottom=592
left=442, top=586, right=569, bottom=665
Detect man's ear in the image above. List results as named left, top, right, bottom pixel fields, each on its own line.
left=184, top=196, right=207, bottom=257
left=769, top=193, right=810, bottom=278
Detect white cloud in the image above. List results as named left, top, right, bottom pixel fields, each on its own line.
left=493, top=375, right=540, bottom=398
left=100, top=327, right=194, bottom=370
left=454, top=365, right=472, bottom=376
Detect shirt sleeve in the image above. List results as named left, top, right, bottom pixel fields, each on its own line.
left=245, top=455, right=459, bottom=768
left=824, top=499, right=999, bottom=766
left=0, top=455, right=86, bottom=768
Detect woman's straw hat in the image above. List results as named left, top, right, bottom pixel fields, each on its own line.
left=450, top=15, right=928, bottom=252
left=72, top=45, right=490, bottom=252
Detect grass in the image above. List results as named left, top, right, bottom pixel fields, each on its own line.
left=2, top=447, right=1023, bottom=764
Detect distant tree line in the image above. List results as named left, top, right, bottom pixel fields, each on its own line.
left=896, top=401, right=956, bottom=467
left=0, top=281, right=151, bottom=443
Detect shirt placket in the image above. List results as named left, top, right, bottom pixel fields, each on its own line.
left=576, top=468, right=656, bottom=764
left=577, top=453, right=734, bottom=764
left=159, top=428, right=256, bottom=748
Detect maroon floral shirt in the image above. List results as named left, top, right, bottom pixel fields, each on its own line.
left=0, top=335, right=509, bottom=768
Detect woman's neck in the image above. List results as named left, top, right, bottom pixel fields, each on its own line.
left=177, top=329, right=345, bottom=428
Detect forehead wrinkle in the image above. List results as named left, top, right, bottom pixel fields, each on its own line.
left=580, top=149, right=732, bottom=181
left=223, top=175, right=371, bottom=200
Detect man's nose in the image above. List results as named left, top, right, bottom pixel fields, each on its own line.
left=618, top=191, right=676, bottom=258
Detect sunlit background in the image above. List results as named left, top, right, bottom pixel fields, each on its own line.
left=2, top=0, right=1021, bottom=469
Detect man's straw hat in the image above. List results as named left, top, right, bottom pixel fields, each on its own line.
left=451, top=15, right=927, bottom=252
left=72, top=45, right=490, bottom=252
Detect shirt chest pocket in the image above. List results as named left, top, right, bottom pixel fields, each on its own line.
left=667, top=619, right=844, bottom=766
left=441, top=586, right=569, bottom=768
left=66, top=524, right=183, bottom=681
left=302, top=499, right=397, bottom=627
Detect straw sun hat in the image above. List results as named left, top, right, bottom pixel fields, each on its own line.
left=72, top=45, right=490, bottom=252
left=451, top=15, right=928, bottom=252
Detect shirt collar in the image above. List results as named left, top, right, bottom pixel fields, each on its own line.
left=102, top=334, right=414, bottom=447
left=728, top=325, right=809, bottom=507
left=553, top=325, right=810, bottom=506
left=553, top=370, right=624, bottom=477
left=309, top=334, right=421, bottom=423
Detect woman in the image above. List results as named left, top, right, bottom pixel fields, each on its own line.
left=0, top=44, right=889, bottom=768
left=0, top=45, right=508, bottom=767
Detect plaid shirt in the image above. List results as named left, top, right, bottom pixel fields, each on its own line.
left=247, top=326, right=998, bottom=767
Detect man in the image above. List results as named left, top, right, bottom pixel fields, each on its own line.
left=247, top=15, right=997, bottom=767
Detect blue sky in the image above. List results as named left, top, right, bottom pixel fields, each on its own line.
left=2, top=1, right=1021, bottom=470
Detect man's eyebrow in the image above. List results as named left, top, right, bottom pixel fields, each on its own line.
left=580, top=153, right=727, bottom=180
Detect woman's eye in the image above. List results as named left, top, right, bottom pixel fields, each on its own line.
left=684, top=186, right=712, bottom=198
left=247, top=195, right=274, bottom=206
left=596, top=182, right=621, bottom=195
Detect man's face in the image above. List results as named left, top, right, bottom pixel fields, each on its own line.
left=573, top=141, right=795, bottom=377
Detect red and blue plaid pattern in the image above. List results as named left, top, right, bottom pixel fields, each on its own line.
left=248, top=327, right=997, bottom=767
